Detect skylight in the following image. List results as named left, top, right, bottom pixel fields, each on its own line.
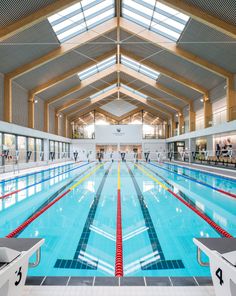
left=90, top=84, right=117, bottom=100
left=121, top=55, right=159, bottom=80
left=78, top=56, right=116, bottom=80
left=121, top=84, right=148, bottom=99
left=48, top=0, right=115, bottom=43
left=122, top=0, right=189, bottom=42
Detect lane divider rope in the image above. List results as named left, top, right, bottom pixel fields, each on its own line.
left=135, top=164, right=233, bottom=238
left=163, top=162, right=236, bottom=182
left=151, top=162, right=236, bottom=199
left=115, top=161, right=124, bottom=277
left=6, top=163, right=104, bottom=238
left=0, top=161, right=77, bottom=184
left=0, top=161, right=88, bottom=200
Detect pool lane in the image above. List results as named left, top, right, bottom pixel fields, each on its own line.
left=154, top=162, right=236, bottom=197
left=126, top=162, right=184, bottom=271
left=0, top=163, right=96, bottom=237
left=0, top=162, right=89, bottom=199
left=0, top=162, right=76, bottom=184
left=145, top=162, right=236, bottom=233
left=7, top=163, right=99, bottom=238
left=140, top=163, right=232, bottom=238
left=115, top=162, right=124, bottom=277
left=20, top=162, right=111, bottom=276
left=127, top=162, right=220, bottom=277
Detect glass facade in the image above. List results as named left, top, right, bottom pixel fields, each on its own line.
left=0, top=131, right=70, bottom=166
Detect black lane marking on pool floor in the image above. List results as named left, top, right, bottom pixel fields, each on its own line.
left=55, top=163, right=112, bottom=270
left=25, top=276, right=213, bottom=286
left=14, top=164, right=94, bottom=237
left=126, top=163, right=184, bottom=270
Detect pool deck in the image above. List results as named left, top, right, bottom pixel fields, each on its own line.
left=168, top=160, right=236, bottom=180
left=22, top=285, right=215, bottom=296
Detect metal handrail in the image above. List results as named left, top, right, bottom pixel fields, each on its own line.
left=28, top=248, right=41, bottom=268
left=197, top=247, right=209, bottom=267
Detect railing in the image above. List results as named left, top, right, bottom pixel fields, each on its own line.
left=0, top=149, right=71, bottom=173
left=161, top=149, right=236, bottom=169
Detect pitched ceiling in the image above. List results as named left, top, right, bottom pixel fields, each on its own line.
left=0, top=0, right=234, bottom=122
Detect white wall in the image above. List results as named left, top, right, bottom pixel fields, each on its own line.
left=95, top=124, right=143, bottom=144
left=12, top=82, right=28, bottom=127
left=34, top=95, right=44, bottom=132
left=0, top=72, right=47, bottom=131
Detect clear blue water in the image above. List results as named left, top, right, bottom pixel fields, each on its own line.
left=0, top=161, right=235, bottom=277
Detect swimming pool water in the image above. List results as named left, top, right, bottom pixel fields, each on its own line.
left=0, top=161, right=235, bottom=277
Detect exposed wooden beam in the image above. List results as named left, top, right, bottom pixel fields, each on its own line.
left=67, top=88, right=118, bottom=118
left=95, top=108, right=120, bottom=122
left=56, top=80, right=117, bottom=112
left=120, top=18, right=231, bottom=79
left=121, top=49, right=208, bottom=95
left=226, top=77, right=236, bottom=121
left=189, top=102, right=195, bottom=132
left=8, top=19, right=117, bottom=80
left=55, top=113, right=59, bottom=135
left=120, top=87, right=173, bottom=117
left=44, top=102, right=50, bottom=133
left=28, top=93, right=35, bottom=129
left=120, top=65, right=190, bottom=105
left=30, top=50, right=116, bottom=96
left=159, top=0, right=236, bottom=39
left=64, top=116, right=68, bottom=138
left=4, top=18, right=117, bottom=124
left=0, top=0, right=80, bottom=41
left=47, top=65, right=117, bottom=105
left=95, top=106, right=143, bottom=122
left=121, top=77, right=182, bottom=112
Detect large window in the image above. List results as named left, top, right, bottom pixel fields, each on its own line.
left=36, top=139, right=43, bottom=162
left=17, top=136, right=26, bottom=163
left=4, top=134, right=16, bottom=153
left=122, top=0, right=189, bottom=42
left=48, top=0, right=115, bottom=43
left=121, top=55, right=159, bottom=80
left=28, top=138, right=35, bottom=162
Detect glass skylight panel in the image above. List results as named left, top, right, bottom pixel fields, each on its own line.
left=122, top=0, right=189, bottom=42
left=48, top=0, right=115, bottom=43
left=121, top=56, right=159, bottom=80
left=90, top=84, right=117, bottom=100
left=78, top=56, right=116, bottom=80
left=121, top=84, right=148, bottom=99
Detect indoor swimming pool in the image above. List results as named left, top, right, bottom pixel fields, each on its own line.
left=0, top=161, right=235, bottom=277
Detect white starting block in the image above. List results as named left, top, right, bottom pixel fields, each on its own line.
left=193, top=238, right=236, bottom=296
left=0, top=238, right=44, bottom=296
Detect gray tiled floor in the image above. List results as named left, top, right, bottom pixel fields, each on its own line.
left=22, top=286, right=216, bottom=296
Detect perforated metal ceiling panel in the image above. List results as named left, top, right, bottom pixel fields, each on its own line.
left=0, top=20, right=59, bottom=73
left=178, top=19, right=236, bottom=72
left=120, top=72, right=186, bottom=109
left=121, top=34, right=163, bottom=59
left=184, top=0, right=236, bottom=26
left=0, top=0, right=56, bottom=27
left=50, top=73, right=117, bottom=108
left=157, top=75, right=200, bottom=100
left=39, top=75, right=81, bottom=100
left=148, top=50, right=224, bottom=90
left=15, top=33, right=117, bottom=89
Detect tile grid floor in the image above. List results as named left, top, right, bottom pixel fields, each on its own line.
left=22, top=286, right=216, bottom=296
